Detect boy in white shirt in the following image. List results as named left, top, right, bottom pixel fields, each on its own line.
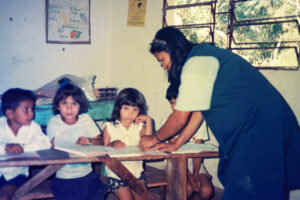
left=0, top=88, right=51, bottom=200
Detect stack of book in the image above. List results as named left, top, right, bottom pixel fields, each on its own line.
left=93, top=87, right=118, bottom=101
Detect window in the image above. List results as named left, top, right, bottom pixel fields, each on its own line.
left=163, top=0, right=300, bottom=70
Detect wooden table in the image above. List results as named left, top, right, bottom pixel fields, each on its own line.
left=0, top=148, right=218, bottom=200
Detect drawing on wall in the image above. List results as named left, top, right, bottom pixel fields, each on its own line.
left=46, top=0, right=90, bottom=44
left=127, top=0, right=147, bottom=27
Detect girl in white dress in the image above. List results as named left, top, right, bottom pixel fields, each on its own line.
left=47, top=79, right=107, bottom=200
left=103, top=88, right=153, bottom=200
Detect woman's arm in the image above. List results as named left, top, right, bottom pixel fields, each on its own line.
left=153, top=112, right=203, bottom=152
left=173, top=112, right=203, bottom=148
left=156, top=110, right=191, bottom=140
left=139, top=110, right=191, bottom=151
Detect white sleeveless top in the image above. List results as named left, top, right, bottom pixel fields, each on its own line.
left=104, top=121, right=144, bottom=179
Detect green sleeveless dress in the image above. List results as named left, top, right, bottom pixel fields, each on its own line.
left=183, top=43, right=300, bottom=199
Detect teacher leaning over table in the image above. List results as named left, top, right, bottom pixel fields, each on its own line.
left=139, top=27, right=300, bottom=200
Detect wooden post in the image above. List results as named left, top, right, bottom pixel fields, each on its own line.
left=166, top=157, right=187, bottom=200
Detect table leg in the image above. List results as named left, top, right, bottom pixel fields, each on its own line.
left=12, top=164, right=64, bottom=200
left=166, top=157, right=187, bottom=200
left=97, top=156, right=157, bottom=200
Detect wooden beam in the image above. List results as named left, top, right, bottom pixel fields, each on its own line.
left=12, top=164, right=63, bottom=200
left=97, top=156, right=157, bottom=200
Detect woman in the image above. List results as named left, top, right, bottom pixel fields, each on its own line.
left=139, top=27, right=300, bottom=200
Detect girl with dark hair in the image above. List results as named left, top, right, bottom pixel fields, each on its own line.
left=141, top=27, right=300, bottom=200
left=103, top=88, right=152, bottom=200
left=109, top=88, right=148, bottom=125
left=47, top=80, right=107, bottom=200
left=52, top=78, right=89, bottom=115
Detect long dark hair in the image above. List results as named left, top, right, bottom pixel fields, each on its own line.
left=52, top=78, right=89, bottom=115
left=165, top=80, right=180, bottom=102
left=109, top=88, right=147, bottom=125
left=150, top=27, right=195, bottom=84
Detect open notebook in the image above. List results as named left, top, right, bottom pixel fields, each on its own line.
left=55, top=141, right=218, bottom=158
left=0, top=151, right=40, bottom=161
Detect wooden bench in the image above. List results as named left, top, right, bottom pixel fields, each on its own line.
left=145, top=165, right=167, bottom=200
left=20, top=165, right=167, bottom=200
left=145, top=165, right=167, bottom=188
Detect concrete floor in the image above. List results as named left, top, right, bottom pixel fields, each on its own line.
left=105, top=186, right=224, bottom=200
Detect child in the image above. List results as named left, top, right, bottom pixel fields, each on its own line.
left=102, top=88, right=153, bottom=200
left=0, top=88, right=51, bottom=200
left=165, top=82, right=213, bottom=200
left=47, top=79, right=107, bottom=200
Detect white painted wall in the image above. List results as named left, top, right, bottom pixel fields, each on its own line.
left=1, top=0, right=300, bottom=191
left=0, top=0, right=112, bottom=93
left=108, top=0, right=170, bottom=128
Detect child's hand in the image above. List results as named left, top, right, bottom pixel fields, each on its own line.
left=51, top=138, right=55, bottom=149
left=5, top=143, right=24, bottom=154
left=110, top=140, right=126, bottom=149
left=76, top=137, right=91, bottom=146
left=191, top=174, right=201, bottom=192
left=135, top=114, right=151, bottom=124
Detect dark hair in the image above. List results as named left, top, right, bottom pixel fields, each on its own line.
left=1, top=88, right=36, bottom=116
left=166, top=81, right=180, bottom=102
left=150, top=27, right=195, bottom=84
left=52, top=78, right=89, bottom=115
left=109, top=88, right=147, bottom=124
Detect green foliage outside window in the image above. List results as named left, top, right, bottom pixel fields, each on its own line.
left=164, top=0, right=300, bottom=69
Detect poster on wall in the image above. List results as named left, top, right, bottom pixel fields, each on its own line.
left=46, top=0, right=90, bottom=44
left=127, top=0, right=147, bottom=27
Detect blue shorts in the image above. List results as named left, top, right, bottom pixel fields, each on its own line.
left=50, top=171, right=108, bottom=200
left=0, top=175, right=27, bottom=187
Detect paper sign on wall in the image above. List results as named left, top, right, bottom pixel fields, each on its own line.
left=127, top=0, right=147, bottom=27
left=46, top=0, right=90, bottom=44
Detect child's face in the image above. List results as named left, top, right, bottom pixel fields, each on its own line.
left=120, top=105, right=140, bottom=125
left=7, top=100, right=34, bottom=127
left=58, top=96, right=80, bottom=125
left=170, top=98, right=176, bottom=111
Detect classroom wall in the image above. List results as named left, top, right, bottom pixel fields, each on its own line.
left=108, top=0, right=170, bottom=128
left=1, top=0, right=300, bottom=190
left=1, top=0, right=299, bottom=128
left=0, top=0, right=112, bottom=93
left=106, top=0, right=300, bottom=126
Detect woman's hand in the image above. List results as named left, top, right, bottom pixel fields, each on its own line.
left=151, top=141, right=180, bottom=153
left=110, top=140, right=126, bottom=149
left=139, top=135, right=158, bottom=151
left=5, top=143, right=24, bottom=154
left=76, top=137, right=91, bottom=146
